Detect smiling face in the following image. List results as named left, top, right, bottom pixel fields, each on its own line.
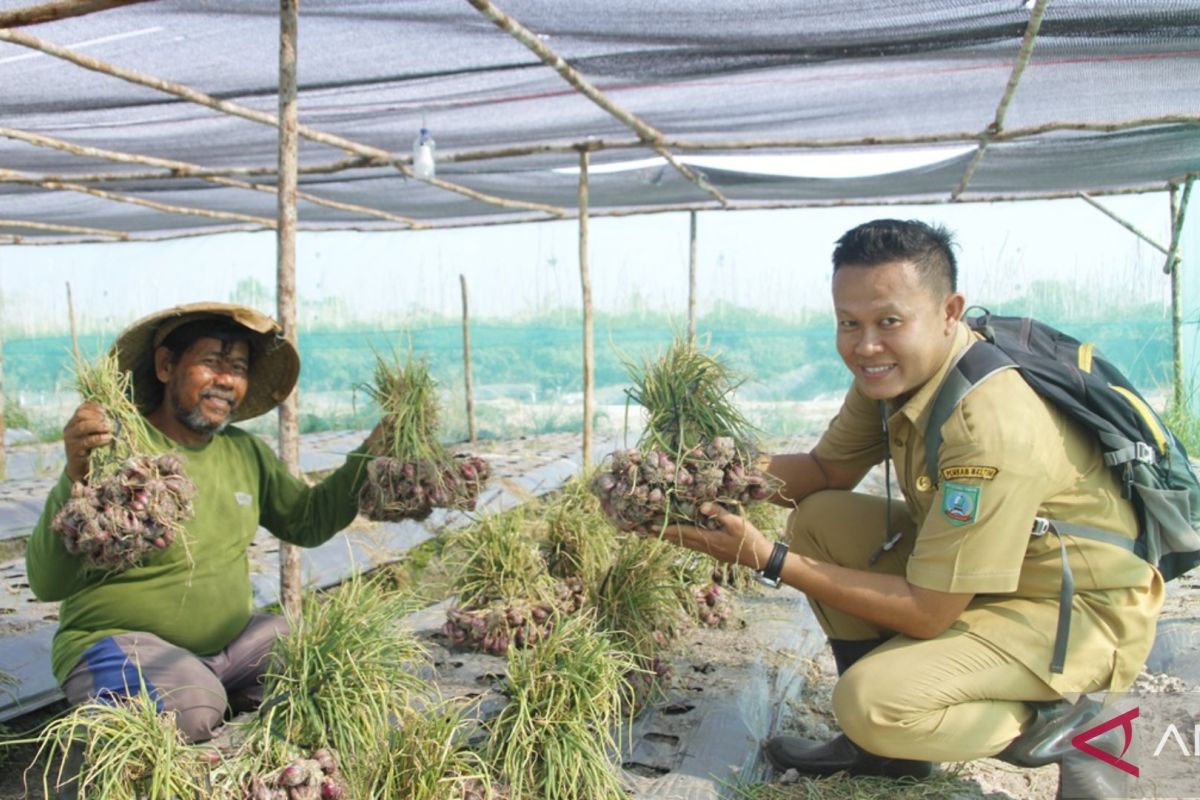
left=151, top=336, right=250, bottom=443
left=832, top=259, right=964, bottom=403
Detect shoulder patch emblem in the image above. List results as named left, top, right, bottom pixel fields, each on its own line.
left=941, top=465, right=998, bottom=482
left=941, top=481, right=980, bottom=526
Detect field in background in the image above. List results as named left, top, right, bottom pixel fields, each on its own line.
left=3, top=301, right=1175, bottom=444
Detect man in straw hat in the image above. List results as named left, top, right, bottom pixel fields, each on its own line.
left=27, top=302, right=383, bottom=746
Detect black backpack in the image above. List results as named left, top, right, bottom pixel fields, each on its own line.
left=925, top=310, right=1200, bottom=673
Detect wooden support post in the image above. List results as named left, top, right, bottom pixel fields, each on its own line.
left=66, top=281, right=80, bottom=359
left=460, top=274, right=476, bottom=443
left=579, top=149, right=594, bottom=470
left=688, top=210, right=698, bottom=346
left=1167, top=178, right=1195, bottom=411
left=277, top=0, right=302, bottom=620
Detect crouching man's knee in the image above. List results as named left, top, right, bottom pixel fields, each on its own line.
left=832, top=663, right=922, bottom=760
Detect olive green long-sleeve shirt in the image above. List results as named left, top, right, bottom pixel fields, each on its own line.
left=27, top=425, right=370, bottom=683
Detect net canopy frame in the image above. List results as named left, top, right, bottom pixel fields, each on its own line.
left=0, top=0, right=1197, bottom=245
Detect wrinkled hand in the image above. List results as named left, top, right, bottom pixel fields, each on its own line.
left=658, top=503, right=774, bottom=571
left=62, top=402, right=112, bottom=483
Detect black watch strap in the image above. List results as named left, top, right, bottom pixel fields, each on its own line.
left=754, top=541, right=789, bottom=588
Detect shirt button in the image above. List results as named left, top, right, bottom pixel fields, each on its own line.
left=916, top=475, right=933, bottom=492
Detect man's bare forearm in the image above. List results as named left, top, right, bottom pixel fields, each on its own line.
left=760, top=451, right=863, bottom=506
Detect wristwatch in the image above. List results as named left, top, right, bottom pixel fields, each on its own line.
left=753, top=541, right=789, bottom=588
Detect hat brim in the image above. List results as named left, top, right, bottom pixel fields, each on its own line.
left=112, top=302, right=300, bottom=422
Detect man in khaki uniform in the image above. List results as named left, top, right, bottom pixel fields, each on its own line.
left=661, top=219, right=1163, bottom=793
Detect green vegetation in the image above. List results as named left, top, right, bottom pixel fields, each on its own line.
left=0, top=299, right=1177, bottom=443
left=625, top=336, right=757, bottom=455
left=29, top=690, right=210, bottom=800
left=368, top=697, right=496, bottom=800
left=70, top=350, right=156, bottom=481
left=728, top=767, right=976, bottom=800
left=540, top=473, right=614, bottom=586
left=447, top=505, right=556, bottom=609
left=1161, top=383, right=1200, bottom=457
left=590, top=536, right=688, bottom=660
left=486, top=612, right=641, bottom=800
left=245, top=572, right=431, bottom=786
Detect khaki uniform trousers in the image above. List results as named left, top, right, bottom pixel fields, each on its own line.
left=787, top=490, right=1065, bottom=762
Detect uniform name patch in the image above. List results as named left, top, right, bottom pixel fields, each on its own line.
left=941, top=482, right=980, bottom=526
left=941, top=465, right=998, bottom=482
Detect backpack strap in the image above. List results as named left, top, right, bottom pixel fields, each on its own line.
left=1031, top=517, right=1138, bottom=674
left=924, top=342, right=1018, bottom=487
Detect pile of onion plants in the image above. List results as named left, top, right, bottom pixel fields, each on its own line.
left=27, top=689, right=210, bottom=800
left=485, top=612, right=643, bottom=800
left=441, top=507, right=585, bottom=657
left=358, top=352, right=489, bottom=521
left=234, top=747, right=345, bottom=800
left=51, top=351, right=196, bottom=573
left=231, top=572, right=433, bottom=793
left=365, top=697, right=506, bottom=800
left=591, top=338, right=777, bottom=532
left=537, top=473, right=614, bottom=586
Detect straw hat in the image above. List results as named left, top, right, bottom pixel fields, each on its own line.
left=112, top=301, right=300, bottom=422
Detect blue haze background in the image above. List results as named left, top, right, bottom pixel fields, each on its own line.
left=1, top=195, right=1196, bottom=441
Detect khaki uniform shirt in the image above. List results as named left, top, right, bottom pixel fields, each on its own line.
left=813, top=322, right=1164, bottom=693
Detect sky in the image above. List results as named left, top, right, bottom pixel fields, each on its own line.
left=0, top=191, right=1191, bottom=336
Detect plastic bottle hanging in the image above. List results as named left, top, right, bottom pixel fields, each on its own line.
left=413, top=127, right=436, bottom=179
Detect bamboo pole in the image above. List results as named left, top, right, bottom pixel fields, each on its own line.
left=952, top=0, right=1049, bottom=199
left=578, top=148, right=594, bottom=470
left=464, top=0, right=728, bottom=207
left=0, top=0, right=150, bottom=27
left=3, top=111, right=1195, bottom=189
left=277, top=0, right=302, bottom=621
left=1078, top=193, right=1170, bottom=255
left=0, top=218, right=128, bottom=239
left=66, top=281, right=79, bottom=360
left=1, top=180, right=1186, bottom=246
left=12, top=156, right=372, bottom=185
left=0, top=127, right=425, bottom=228
left=1164, top=178, right=1194, bottom=275
left=1166, top=178, right=1195, bottom=411
left=460, top=274, right=476, bottom=443
left=688, top=210, right=698, bottom=346
left=0, top=167, right=277, bottom=227
left=438, top=115, right=1200, bottom=162
left=0, top=27, right=567, bottom=218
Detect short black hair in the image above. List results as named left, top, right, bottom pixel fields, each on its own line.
left=831, top=219, right=958, bottom=294
left=158, top=317, right=262, bottom=365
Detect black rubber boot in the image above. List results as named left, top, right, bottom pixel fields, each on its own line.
left=997, top=697, right=1103, bottom=768
left=829, top=637, right=890, bottom=676
left=764, top=733, right=935, bottom=779
left=763, top=637, right=933, bottom=780
left=1057, top=722, right=1134, bottom=800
